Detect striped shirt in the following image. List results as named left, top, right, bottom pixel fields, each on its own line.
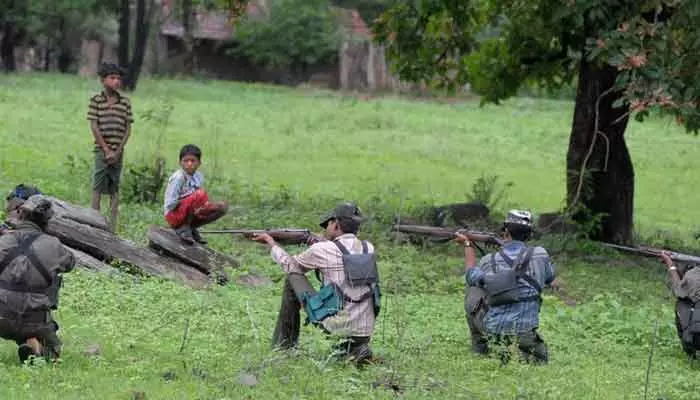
left=466, top=241, right=555, bottom=335
left=271, top=234, right=376, bottom=337
left=163, top=169, right=204, bottom=214
left=87, top=91, right=133, bottom=150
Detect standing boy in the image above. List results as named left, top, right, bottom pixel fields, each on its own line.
left=163, top=144, right=228, bottom=244
left=87, top=63, right=133, bottom=232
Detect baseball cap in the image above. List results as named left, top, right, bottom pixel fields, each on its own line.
left=319, top=202, right=363, bottom=228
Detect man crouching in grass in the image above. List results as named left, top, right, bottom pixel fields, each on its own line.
left=87, top=63, right=133, bottom=232
left=250, top=202, right=381, bottom=366
left=456, top=210, right=555, bottom=364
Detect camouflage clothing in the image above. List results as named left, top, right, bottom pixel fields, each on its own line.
left=0, top=221, right=75, bottom=359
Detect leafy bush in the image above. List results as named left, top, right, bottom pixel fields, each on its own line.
left=121, top=99, right=173, bottom=205
left=230, top=0, right=343, bottom=82
left=121, top=157, right=167, bottom=205
left=466, top=173, right=513, bottom=216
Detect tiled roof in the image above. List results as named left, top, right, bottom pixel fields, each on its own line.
left=160, top=0, right=265, bottom=40
left=160, top=1, right=370, bottom=40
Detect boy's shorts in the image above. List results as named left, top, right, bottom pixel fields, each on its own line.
left=165, top=189, right=224, bottom=228
left=93, top=150, right=123, bottom=195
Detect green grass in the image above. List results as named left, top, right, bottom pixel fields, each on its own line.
left=0, top=73, right=699, bottom=399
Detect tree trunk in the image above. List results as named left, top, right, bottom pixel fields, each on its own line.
left=118, top=0, right=130, bottom=68
left=181, top=0, right=196, bottom=75
left=43, top=37, right=51, bottom=71
left=566, top=61, right=634, bottom=244
left=57, top=17, right=72, bottom=73
left=1, top=22, right=17, bottom=71
left=123, top=0, right=154, bottom=90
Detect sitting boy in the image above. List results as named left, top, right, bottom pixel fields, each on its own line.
left=163, top=144, right=228, bottom=244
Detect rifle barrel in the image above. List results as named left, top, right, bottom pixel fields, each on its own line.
left=393, top=224, right=503, bottom=246
left=601, top=243, right=700, bottom=265
left=199, top=229, right=310, bottom=234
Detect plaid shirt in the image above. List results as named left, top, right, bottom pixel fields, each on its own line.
left=271, top=234, right=375, bottom=337
left=466, top=241, right=555, bottom=335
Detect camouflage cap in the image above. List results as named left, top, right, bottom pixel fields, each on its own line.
left=320, top=202, right=363, bottom=228
left=504, top=209, right=533, bottom=227
left=19, top=195, right=54, bottom=220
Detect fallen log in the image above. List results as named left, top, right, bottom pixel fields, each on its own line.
left=43, top=196, right=110, bottom=231
left=147, top=225, right=239, bottom=273
left=67, top=247, right=120, bottom=275
left=147, top=225, right=237, bottom=280
left=43, top=217, right=210, bottom=289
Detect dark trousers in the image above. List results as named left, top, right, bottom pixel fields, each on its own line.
left=465, top=286, right=489, bottom=354
left=272, top=273, right=372, bottom=362
left=492, top=330, right=549, bottom=365
left=0, top=311, right=61, bottom=360
left=465, top=285, right=548, bottom=364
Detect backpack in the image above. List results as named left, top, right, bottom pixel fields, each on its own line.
left=6, top=184, right=42, bottom=202
left=333, top=240, right=381, bottom=318
left=303, top=240, right=381, bottom=325
left=482, top=246, right=540, bottom=306
left=0, top=232, right=60, bottom=310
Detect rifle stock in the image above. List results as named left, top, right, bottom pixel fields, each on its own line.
left=601, top=243, right=700, bottom=265
left=199, top=228, right=323, bottom=246
left=392, top=224, right=503, bottom=247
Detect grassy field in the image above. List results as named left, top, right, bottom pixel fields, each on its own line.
left=0, top=73, right=699, bottom=399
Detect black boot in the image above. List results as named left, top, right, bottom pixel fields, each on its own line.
left=175, top=226, right=195, bottom=245
left=191, top=228, right=208, bottom=245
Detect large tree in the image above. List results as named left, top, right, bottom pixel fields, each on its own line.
left=373, top=1, right=700, bottom=243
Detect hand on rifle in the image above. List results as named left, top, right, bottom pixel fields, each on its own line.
left=251, top=233, right=275, bottom=246
left=659, top=251, right=674, bottom=269
left=454, top=233, right=471, bottom=247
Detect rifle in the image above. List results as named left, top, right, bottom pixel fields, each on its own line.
left=392, top=224, right=504, bottom=250
left=601, top=243, right=700, bottom=265
left=199, top=228, right=324, bottom=246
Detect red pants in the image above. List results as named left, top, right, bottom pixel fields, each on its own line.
left=165, top=189, right=224, bottom=228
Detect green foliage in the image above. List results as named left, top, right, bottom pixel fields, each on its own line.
left=465, top=173, right=512, bottom=217
left=121, top=157, right=167, bottom=205
left=121, top=99, right=173, bottom=205
left=374, top=0, right=700, bottom=131
left=231, top=0, right=343, bottom=73
left=1, top=0, right=115, bottom=70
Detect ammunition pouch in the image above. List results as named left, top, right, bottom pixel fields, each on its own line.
left=302, top=283, right=343, bottom=325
